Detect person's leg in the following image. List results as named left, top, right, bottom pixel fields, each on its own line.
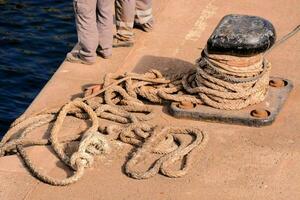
left=135, top=0, right=153, bottom=32
left=68, top=0, right=98, bottom=64
left=96, top=0, right=113, bottom=58
left=114, top=0, right=135, bottom=46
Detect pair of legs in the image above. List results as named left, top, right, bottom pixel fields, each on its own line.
left=115, top=0, right=153, bottom=45
left=68, top=0, right=113, bottom=64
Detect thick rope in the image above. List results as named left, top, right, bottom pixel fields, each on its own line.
left=0, top=55, right=270, bottom=186
left=0, top=56, right=271, bottom=185
left=2, top=23, right=299, bottom=186
left=0, top=55, right=270, bottom=185
left=125, top=127, right=208, bottom=179
left=0, top=69, right=210, bottom=186
left=1, top=101, right=110, bottom=186
left=182, top=48, right=271, bottom=110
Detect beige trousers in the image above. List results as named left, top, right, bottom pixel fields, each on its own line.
left=115, top=0, right=153, bottom=41
left=73, top=0, right=113, bottom=62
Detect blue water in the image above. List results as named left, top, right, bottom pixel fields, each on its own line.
left=0, top=0, right=77, bottom=137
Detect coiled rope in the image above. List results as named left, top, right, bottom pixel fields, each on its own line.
left=1, top=24, right=299, bottom=186
left=0, top=55, right=281, bottom=186
left=183, top=48, right=271, bottom=110
left=0, top=70, right=208, bottom=186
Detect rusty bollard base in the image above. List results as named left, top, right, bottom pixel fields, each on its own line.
left=168, top=77, right=293, bottom=127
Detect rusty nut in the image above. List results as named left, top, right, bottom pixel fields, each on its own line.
left=251, top=109, right=270, bottom=119
left=269, top=79, right=286, bottom=88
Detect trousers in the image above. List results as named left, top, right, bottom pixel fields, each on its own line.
left=73, top=0, right=113, bottom=62
left=115, top=0, right=153, bottom=41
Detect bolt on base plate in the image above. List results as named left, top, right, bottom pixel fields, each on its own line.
left=168, top=77, right=293, bottom=127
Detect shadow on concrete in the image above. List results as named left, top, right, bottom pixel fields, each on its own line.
left=71, top=55, right=196, bottom=99
left=132, top=55, right=196, bottom=75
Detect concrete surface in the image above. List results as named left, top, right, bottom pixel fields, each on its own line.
left=1, top=0, right=300, bottom=199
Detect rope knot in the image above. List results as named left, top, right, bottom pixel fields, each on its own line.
left=70, top=130, right=110, bottom=170
left=70, top=152, right=94, bottom=170
left=79, top=130, right=110, bottom=155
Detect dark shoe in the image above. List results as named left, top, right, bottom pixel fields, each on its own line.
left=134, top=22, right=153, bottom=32
left=66, top=52, right=94, bottom=65
left=96, top=48, right=112, bottom=59
left=112, top=37, right=134, bottom=48
left=99, top=53, right=112, bottom=59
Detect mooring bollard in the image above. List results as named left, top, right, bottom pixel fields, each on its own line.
left=207, top=14, right=276, bottom=56
left=169, top=14, right=293, bottom=127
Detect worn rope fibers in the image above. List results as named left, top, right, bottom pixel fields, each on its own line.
left=183, top=48, right=271, bottom=110
left=0, top=52, right=269, bottom=185
left=1, top=23, right=299, bottom=186
left=0, top=70, right=208, bottom=186
left=0, top=47, right=272, bottom=186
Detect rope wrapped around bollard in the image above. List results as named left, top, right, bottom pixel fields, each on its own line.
left=1, top=16, right=299, bottom=186
left=182, top=48, right=271, bottom=110
left=0, top=56, right=273, bottom=185
left=0, top=52, right=274, bottom=185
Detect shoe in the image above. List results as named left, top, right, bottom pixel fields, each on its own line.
left=112, top=36, right=134, bottom=48
left=96, top=47, right=112, bottom=59
left=134, top=22, right=153, bottom=32
left=99, top=53, right=112, bottom=59
left=66, top=52, right=95, bottom=65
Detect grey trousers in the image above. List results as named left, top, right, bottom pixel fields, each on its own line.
left=115, top=0, right=153, bottom=41
left=73, top=0, right=113, bottom=63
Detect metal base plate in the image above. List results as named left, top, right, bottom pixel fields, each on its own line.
left=168, top=77, right=293, bottom=127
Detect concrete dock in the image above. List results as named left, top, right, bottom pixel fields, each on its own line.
left=0, top=0, right=300, bottom=199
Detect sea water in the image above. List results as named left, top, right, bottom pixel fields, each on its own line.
left=0, top=0, right=77, bottom=137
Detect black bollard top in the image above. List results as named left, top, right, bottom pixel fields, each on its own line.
left=207, top=14, right=276, bottom=56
